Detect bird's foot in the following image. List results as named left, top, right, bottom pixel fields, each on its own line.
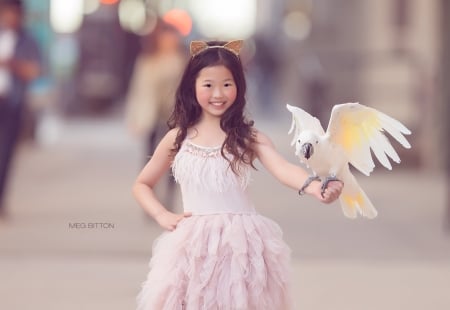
left=299, top=175, right=321, bottom=196
left=321, top=175, right=340, bottom=198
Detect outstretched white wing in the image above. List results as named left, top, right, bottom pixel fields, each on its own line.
left=326, top=103, right=411, bottom=176
left=286, top=104, right=325, bottom=146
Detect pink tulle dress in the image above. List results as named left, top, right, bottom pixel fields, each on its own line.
left=136, top=138, right=292, bottom=310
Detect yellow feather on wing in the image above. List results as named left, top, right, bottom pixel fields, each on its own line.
left=339, top=167, right=378, bottom=219
left=326, top=103, right=411, bottom=176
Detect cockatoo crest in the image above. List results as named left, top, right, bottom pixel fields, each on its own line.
left=287, top=104, right=324, bottom=142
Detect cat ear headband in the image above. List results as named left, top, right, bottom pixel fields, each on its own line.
left=190, top=40, right=243, bottom=58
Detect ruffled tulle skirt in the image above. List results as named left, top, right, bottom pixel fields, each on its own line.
left=136, top=213, right=292, bottom=310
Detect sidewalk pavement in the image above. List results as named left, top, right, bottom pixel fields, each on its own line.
left=0, top=113, right=449, bottom=309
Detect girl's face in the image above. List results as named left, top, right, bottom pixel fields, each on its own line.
left=195, top=65, right=237, bottom=119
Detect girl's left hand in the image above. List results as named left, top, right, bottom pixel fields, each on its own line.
left=155, top=210, right=192, bottom=231
left=307, top=180, right=344, bottom=204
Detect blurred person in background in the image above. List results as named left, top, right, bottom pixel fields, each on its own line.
left=250, top=34, right=281, bottom=114
left=125, top=21, right=185, bottom=210
left=0, top=0, right=41, bottom=216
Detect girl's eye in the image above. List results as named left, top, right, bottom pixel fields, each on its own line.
left=224, top=83, right=233, bottom=87
left=203, top=84, right=211, bottom=88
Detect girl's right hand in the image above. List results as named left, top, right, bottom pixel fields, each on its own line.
left=155, top=210, right=192, bottom=231
left=306, top=180, right=343, bottom=204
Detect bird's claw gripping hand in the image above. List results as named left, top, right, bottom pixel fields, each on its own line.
left=320, top=175, right=340, bottom=198
left=298, top=175, right=321, bottom=196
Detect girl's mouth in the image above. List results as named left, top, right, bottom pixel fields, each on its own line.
left=210, top=101, right=226, bottom=106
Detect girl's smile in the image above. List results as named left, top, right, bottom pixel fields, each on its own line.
left=195, top=65, right=237, bottom=118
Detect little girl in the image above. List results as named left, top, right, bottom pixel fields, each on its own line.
left=133, top=40, right=343, bottom=310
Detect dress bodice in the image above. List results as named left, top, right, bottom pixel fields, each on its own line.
left=171, top=139, right=256, bottom=215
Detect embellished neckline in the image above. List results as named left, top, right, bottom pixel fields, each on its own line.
left=184, top=139, right=223, bottom=158
left=186, top=139, right=222, bottom=150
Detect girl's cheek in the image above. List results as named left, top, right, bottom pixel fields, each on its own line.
left=196, top=91, right=211, bottom=105
left=226, top=88, right=237, bottom=100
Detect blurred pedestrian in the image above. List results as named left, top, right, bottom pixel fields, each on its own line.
left=0, top=0, right=41, bottom=216
left=125, top=21, right=185, bottom=210
left=250, top=35, right=281, bottom=113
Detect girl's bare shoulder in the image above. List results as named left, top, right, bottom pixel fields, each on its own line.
left=160, top=127, right=180, bottom=149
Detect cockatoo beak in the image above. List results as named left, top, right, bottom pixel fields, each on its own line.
left=301, top=143, right=314, bottom=159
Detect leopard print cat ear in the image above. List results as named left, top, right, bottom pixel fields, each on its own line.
left=189, top=40, right=244, bottom=57
left=190, top=41, right=209, bottom=57
left=222, top=40, right=243, bottom=56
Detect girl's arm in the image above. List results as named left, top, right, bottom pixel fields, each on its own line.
left=254, top=130, right=342, bottom=203
left=132, top=128, right=191, bottom=230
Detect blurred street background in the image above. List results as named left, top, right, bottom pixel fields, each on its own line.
left=0, top=0, right=449, bottom=309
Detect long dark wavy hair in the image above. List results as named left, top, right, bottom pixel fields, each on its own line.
left=167, top=41, right=256, bottom=174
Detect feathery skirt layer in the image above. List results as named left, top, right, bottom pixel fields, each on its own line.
left=136, top=213, right=292, bottom=310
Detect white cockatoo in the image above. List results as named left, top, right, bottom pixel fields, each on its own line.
left=287, top=103, right=411, bottom=219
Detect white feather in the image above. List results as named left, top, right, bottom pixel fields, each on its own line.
left=286, top=104, right=325, bottom=135
left=369, top=131, right=393, bottom=170
left=378, top=114, right=411, bottom=149
left=349, top=138, right=374, bottom=176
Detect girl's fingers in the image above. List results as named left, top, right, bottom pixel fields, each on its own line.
left=328, top=180, right=344, bottom=190
left=165, top=212, right=192, bottom=231
left=322, top=187, right=340, bottom=203
left=325, top=181, right=343, bottom=200
left=173, top=212, right=191, bottom=228
left=322, top=193, right=332, bottom=203
left=328, top=183, right=341, bottom=191
left=325, top=188, right=336, bottom=197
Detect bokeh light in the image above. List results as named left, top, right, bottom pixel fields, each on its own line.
left=100, top=0, right=119, bottom=4
left=50, top=0, right=84, bottom=33
left=283, top=10, right=311, bottom=41
left=118, top=0, right=147, bottom=34
left=83, top=0, right=100, bottom=15
left=162, top=9, right=192, bottom=36
left=189, top=0, right=257, bottom=39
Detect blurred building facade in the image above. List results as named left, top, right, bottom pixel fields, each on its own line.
left=281, top=0, right=441, bottom=170
left=360, top=0, right=440, bottom=170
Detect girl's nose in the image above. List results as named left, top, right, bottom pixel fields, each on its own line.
left=212, top=86, right=224, bottom=98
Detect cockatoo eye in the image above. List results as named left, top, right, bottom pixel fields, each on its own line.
left=297, top=139, right=301, bottom=143
left=315, top=140, right=318, bottom=144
